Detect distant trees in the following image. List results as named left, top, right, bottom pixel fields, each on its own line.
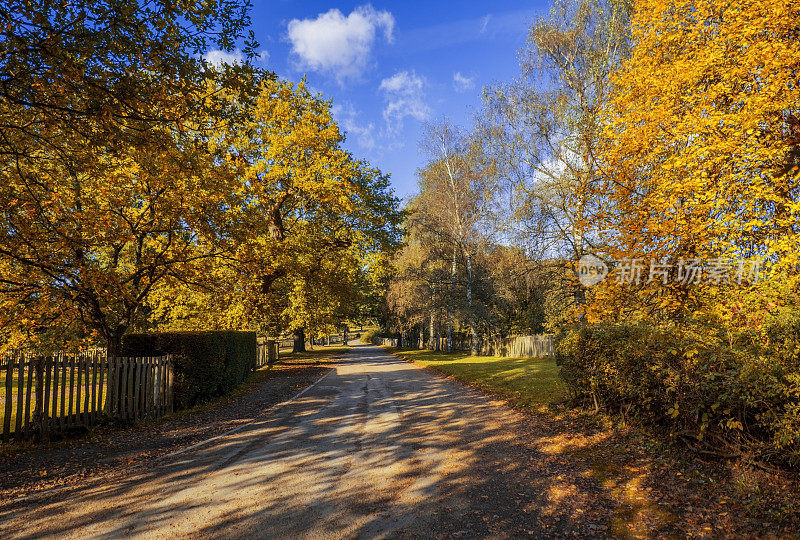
left=412, top=121, right=500, bottom=353
left=383, top=0, right=634, bottom=351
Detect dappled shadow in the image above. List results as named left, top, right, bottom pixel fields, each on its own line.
left=0, top=345, right=680, bottom=538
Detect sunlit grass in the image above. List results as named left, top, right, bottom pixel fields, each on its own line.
left=389, top=348, right=566, bottom=413
left=1, top=370, right=107, bottom=434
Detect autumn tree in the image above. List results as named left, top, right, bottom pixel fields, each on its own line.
left=479, top=0, right=632, bottom=324
left=415, top=120, right=499, bottom=354
left=386, top=219, right=452, bottom=350
left=0, top=0, right=257, bottom=353
left=148, top=72, right=403, bottom=351
left=594, top=0, right=800, bottom=325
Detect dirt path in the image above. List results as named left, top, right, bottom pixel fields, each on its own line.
left=1, top=345, right=792, bottom=538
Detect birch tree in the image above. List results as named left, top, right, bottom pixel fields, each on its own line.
left=479, top=0, right=632, bottom=324
left=416, top=120, right=498, bottom=354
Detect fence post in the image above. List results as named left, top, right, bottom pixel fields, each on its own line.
left=13, top=355, right=24, bottom=439
left=23, top=356, right=34, bottom=439
left=31, top=356, right=45, bottom=439
left=42, top=356, right=52, bottom=440
left=166, top=357, right=174, bottom=414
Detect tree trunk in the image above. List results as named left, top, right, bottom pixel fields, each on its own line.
left=429, top=311, right=436, bottom=350
left=293, top=328, right=306, bottom=353
left=448, top=246, right=456, bottom=353
left=429, top=282, right=437, bottom=350
left=466, top=252, right=479, bottom=356
left=419, top=324, right=424, bottom=350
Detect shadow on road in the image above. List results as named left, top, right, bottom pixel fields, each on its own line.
left=0, top=345, right=670, bottom=538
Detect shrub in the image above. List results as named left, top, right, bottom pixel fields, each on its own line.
left=360, top=330, right=384, bottom=345
left=556, top=322, right=800, bottom=466
left=121, top=331, right=257, bottom=409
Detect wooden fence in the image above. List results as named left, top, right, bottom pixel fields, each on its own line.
left=255, top=340, right=279, bottom=368
left=490, top=334, right=554, bottom=358
left=1, top=352, right=172, bottom=443
left=384, top=334, right=555, bottom=358
left=273, top=333, right=349, bottom=351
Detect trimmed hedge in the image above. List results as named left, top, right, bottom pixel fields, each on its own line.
left=556, top=322, right=800, bottom=467
left=360, top=330, right=383, bottom=345
left=121, top=331, right=257, bottom=409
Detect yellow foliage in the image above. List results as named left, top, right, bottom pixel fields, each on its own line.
left=592, top=0, right=800, bottom=324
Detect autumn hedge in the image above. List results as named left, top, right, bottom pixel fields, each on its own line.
left=556, top=321, right=800, bottom=467
left=121, top=331, right=257, bottom=409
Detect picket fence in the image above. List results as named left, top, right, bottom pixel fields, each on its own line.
left=1, top=352, right=172, bottom=442
left=490, top=334, right=554, bottom=358
left=255, top=340, right=280, bottom=368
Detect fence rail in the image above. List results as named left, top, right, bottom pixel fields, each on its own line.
left=1, top=352, right=172, bottom=443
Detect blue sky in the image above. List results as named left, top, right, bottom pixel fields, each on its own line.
left=208, top=1, right=549, bottom=200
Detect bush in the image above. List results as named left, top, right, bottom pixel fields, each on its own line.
left=556, top=322, right=800, bottom=466
left=360, top=330, right=390, bottom=345
left=122, top=331, right=257, bottom=409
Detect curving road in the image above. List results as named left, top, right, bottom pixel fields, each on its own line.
left=0, top=345, right=609, bottom=538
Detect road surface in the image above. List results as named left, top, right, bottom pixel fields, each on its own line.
left=0, top=345, right=608, bottom=538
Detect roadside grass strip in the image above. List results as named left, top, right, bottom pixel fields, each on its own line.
left=388, top=348, right=566, bottom=413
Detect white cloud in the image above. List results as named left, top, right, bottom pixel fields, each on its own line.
left=379, top=70, right=430, bottom=133
left=204, top=49, right=269, bottom=67
left=480, top=14, right=492, bottom=34
left=255, top=50, right=270, bottom=65
left=331, top=102, right=376, bottom=150
left=453, top=71, right=475, bottom=93
left=287, top=5, right=394, bottom=83
left=204, top=49, right=245, bottom=67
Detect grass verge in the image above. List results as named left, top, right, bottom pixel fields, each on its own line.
left=388, top=348, right=566, bottom=413
left=389, top=346, right=800, bottom=535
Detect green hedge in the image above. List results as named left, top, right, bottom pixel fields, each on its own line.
left=556, top=322, right=800, bottom=466
left=360, top=330, right=383, bottom=345
left=121, top=331, right=257, bottom=409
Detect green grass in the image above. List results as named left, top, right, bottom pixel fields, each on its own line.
left=1, top=369, right=107, bottom=434
left=389, top=348, right=566, bottom=413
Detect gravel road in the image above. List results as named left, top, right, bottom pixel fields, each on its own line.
left=0, top=345, right=615, bottom=538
